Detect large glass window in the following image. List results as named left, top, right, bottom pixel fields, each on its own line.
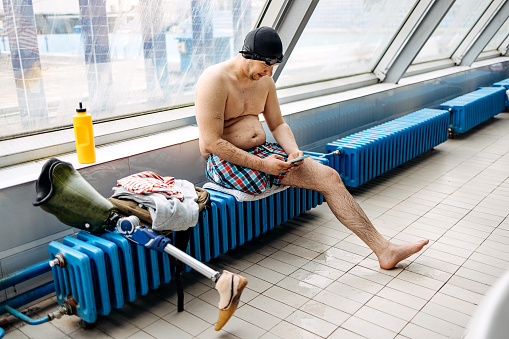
left=412, top=0, right=491, bottom=65
left=0, top=0, right=263, bottom=139
left=482, top=16, right=509, bottom=53
left=276, top=0, right=417, bottom=88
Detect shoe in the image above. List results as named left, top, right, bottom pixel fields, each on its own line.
left=214, top=270, right=248, bottom=331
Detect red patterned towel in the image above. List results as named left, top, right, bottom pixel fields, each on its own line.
left=117, top=171, right=184, bottom=201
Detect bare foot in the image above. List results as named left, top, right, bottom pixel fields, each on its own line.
left=378, top=240, right=429, bottom=269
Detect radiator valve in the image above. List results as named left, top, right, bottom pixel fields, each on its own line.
left=49, top=253, right=67, bottom=268
left=47, top=305, right=70, bottom=321
left=47, top=295, right=76, bottom=320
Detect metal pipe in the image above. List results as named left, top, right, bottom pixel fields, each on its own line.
left=115, top=216, right=221, bottom=281
left=0, top=261, right=51, bottom=291
left=0, top=283, right=55, bottom=338
left=0, top=282, right=55, bottom=316
left=163, top=244, right=219, bottom=281
left=303, top=150, right=341, bottom=159
left=3, top=304, right=49, bottom=325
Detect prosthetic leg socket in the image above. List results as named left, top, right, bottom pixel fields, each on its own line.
left=33, top=158, right=115, bottom=232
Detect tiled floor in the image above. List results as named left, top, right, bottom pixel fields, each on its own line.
left=2, top=113, right=509, bottom=338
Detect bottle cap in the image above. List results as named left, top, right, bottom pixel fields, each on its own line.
left=76, top=102, right=86, bottom=113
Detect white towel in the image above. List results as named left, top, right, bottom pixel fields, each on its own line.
left=203, top=182, right=289, bottom=202
left=111, top=179, right=199, bottom=231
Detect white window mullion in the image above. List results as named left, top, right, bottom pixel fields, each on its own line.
left=257, top=0, right=320, bottom=82
left=374, top=0, right=455, bottom=84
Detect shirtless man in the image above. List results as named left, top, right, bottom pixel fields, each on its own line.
left=195, top=26, right=429, bottom=269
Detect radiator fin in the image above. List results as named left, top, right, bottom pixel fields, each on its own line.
left=325, top=108, right=450, bottom=187
left=439, top=87, right=506, bottom=134
left=492, top=79, right=509, bottom=106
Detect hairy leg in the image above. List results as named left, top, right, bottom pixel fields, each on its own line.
left=280, top=158, right=428, bottom=269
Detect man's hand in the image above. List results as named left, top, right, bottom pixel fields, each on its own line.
left=262, top=154, right=293, bottom=175
left=287, top=151, right=305, bottom=172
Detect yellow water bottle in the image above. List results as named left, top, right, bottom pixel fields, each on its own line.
left=73, top=102, right=96, bottom=164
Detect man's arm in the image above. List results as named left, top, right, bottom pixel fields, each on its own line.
left=195, top=68, right=292, bottom=175
left=262, top=78, right=303, bottom=161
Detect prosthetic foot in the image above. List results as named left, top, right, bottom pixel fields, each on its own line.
left=214, top=270, right=248, bottom=331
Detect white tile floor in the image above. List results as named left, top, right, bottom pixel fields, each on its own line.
left=2, top=113, right=509, bottom=339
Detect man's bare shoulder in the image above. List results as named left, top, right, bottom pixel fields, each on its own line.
left=195, top=63, right=232, bottom=107
left=260, top=74, right=277, bottom=89
left=198, top=61, right=231, bottom=85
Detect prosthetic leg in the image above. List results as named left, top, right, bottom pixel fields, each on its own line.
left=33, top=158, right=247, bottom=331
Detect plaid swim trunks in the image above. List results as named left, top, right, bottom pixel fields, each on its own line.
left=206, top=142, right=288, bottom=194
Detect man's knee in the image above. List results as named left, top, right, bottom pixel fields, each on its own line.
left=315, top=164, right=342, bottom=190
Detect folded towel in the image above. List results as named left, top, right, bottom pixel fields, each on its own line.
left=117, top=171, right=184, bottom=200
left=203, top=182, right=288, bottom=202
left=111, top=179, right=199, bottom=231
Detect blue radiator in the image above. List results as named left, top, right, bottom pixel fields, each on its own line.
left=49, top=231, right=174, bottom=323
left=191, top=155, right=327, bottom=263
left=439, top=87, right=506, bottom=134
left=49, top=159, right=326, bottom=323
left=324, top=108, right=450, bottom=187
left=492, top=79, right=509, bottom=106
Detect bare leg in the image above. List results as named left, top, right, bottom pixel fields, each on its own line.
left=280, top=159, right=428, bottom=269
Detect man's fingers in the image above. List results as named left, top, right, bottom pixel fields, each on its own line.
left=288, top=151, right=304, bottom=161
left=291, top=158, right=305, bottom=167
left=263, top=154, right=293, bottom=175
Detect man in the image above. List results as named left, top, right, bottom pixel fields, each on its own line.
left=195, top=26, right=429, bottom=270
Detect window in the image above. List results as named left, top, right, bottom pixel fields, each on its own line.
left=483, top=16, right=509, bottom=52
left=412, top=0, right=492, bottom=64
left=0, top=0, right=264, bottom=139
left=276, top=0, right=417, bottom=88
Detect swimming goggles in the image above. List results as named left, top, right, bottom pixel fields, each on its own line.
left=240, top=47, right=283, bottom=66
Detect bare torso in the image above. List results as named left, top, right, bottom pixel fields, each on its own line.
left=196, top=56, right=285, bottom=159
left=220, top=63, right=271, bottom=150
left=223, top=115, right=266, bottom=150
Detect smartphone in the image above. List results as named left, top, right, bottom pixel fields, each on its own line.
left=287, top=155, right=310, bottom=163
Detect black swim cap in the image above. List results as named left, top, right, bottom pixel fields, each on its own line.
left=240, top=26, right=284, bottom=64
